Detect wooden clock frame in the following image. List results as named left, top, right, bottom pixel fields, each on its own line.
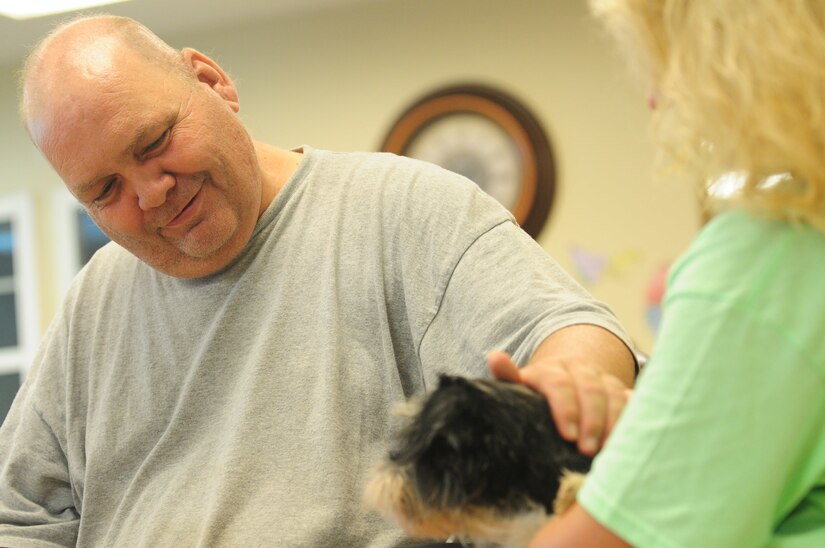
left=381, top=84, right=556, bottom=239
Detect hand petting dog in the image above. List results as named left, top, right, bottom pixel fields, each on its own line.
left=364, top=324, right=636, bottom=546
left=489, top=324, right=635, bottom=457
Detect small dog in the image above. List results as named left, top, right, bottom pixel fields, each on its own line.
left=364, top=375, right=592, bottom=547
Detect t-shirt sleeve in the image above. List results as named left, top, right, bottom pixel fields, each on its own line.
left=418, top=219, right=633, bottom=384
left=380, top=154, right=632, bottom=386
left=0, top=317, right=79, bottom=546
left=0, top=394, right=78, bottom=545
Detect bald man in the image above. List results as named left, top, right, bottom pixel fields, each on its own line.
left=1, top=15, right=635, bottom=547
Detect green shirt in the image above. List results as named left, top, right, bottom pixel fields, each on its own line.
left=580, top=210, right=825, bottom=547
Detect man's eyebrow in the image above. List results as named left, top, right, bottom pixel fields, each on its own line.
left=76, top=117, right=172, bottom=198
left=125, top=114, right=175, bottom=158
left=123, top=122, right=157, bottom=157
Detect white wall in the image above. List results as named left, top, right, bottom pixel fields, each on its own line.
left=0, top=0, right=699, bottom=354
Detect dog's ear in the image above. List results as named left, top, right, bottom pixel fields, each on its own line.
left=435, top=374, right=467, bottom=390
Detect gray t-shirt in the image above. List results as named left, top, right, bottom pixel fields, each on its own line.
left=0, top=148, right=631, bottom=547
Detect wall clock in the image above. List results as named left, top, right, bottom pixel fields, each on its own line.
left=380, top=84, right=556, bottom=239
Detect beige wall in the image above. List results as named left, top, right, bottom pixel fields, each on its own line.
left=0, top=0, right=699, bottom=355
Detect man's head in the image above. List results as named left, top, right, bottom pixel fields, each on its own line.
left=21, top=15, right=266, bottom=278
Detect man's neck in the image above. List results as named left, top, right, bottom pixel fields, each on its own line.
left=254, top=141, right=303, bottom=217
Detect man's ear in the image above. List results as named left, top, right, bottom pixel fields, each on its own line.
left=181, top=47, right=240, bottom=112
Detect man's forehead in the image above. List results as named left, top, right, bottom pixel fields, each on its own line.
left=32, top=29, right=122, bottom=89
left=27, top=39, right=132, bottom=125
left=32, top=48, right=178, bottom=133
left=72, top=35, right=119, bottom=78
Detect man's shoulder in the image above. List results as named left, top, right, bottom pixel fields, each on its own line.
left=64, top=241, right=149, bottom=305
left=309, top=147, right=467, bottom=182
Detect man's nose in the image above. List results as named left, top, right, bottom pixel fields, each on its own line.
left=135, top=171, right=175, bottom=210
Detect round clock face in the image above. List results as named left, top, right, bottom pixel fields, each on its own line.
left=404, top=112, right=524, bottom=212
left=381, top=85, right=555, bottom=239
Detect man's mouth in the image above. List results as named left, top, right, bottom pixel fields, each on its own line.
left=165, top=188, right=201, bottom=229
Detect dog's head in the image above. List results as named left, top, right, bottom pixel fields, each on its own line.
left=365, top=375, right=591, bottom=546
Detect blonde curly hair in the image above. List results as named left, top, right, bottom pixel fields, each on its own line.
left=591, top=0, right=825, bottom=231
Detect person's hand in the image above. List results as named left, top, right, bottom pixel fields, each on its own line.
left=488, top=350, right=632, bottom=456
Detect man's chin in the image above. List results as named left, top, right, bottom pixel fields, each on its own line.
left=149, top=255, right=232, bottom=279
left=129, top=238, right=238, bottom=278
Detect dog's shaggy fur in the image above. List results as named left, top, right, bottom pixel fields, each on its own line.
left=364, top=375, right=592, bottom=547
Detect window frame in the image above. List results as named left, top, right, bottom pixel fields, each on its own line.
left=52, top=187, right=111, bottom=302
left=0, top=194, right=39, bottom=376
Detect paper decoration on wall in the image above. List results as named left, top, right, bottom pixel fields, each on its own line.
left=570, top=245, right=640, bottom=286
left=645, top=263, right=670, bottom=334
left=570, top=246, right=607, bottom=285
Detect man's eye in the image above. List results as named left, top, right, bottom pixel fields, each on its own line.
left=95, top=178, right=117, bottom=203
left=144, top=128, right=170, bottom=155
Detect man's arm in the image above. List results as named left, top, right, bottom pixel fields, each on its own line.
left=489, top=323, right=635, bottom=456
left=0, top=396, right=79, bottom=545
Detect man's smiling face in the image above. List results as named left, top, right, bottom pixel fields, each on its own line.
left=28, top=33, right=263, bottom=278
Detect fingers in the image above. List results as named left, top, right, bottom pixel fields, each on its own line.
left=565, top=366, right=607, bottom=456
left=564, top=370, right=631, bottom=455
left=521, top=364, right=581, bottom=443
left=489, top=351, right=588, bottom=444
left=603, top=379, right=631, bottom=441
left=522, top=365, right=606, bottom=456
left=487, top=351, right=632, bottom=457
left=487, top=351, right=522, bottom=383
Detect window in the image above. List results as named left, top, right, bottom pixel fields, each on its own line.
left=1, top=191, right=109, bottom=423
left=0, top=194, right=39, bottom=422
left=52, top=187, right=110, bottom=300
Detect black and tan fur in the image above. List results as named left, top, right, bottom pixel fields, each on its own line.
left=365, top=375, right=591, bottom=547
